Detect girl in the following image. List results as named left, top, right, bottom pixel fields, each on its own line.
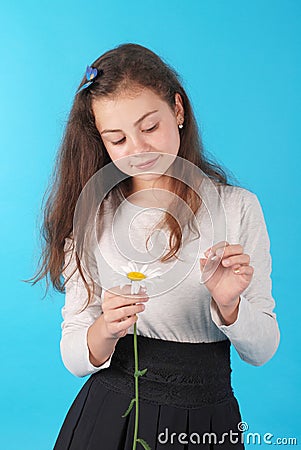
left=30, top=43, right=280, bottom=449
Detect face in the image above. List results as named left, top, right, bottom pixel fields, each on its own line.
left=92, top=87, right=184, bottom=192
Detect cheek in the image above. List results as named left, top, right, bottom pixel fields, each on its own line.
left=156, top=125, right=180, bottom=155
left=105, top=146, right=127, bottom=163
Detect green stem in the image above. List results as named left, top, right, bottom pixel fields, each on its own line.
left=133, top=321, right=139, bottom=450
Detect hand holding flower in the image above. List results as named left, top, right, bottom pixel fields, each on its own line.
left=102, top=284, right=149, bottom=339
left=115, top=261, right=162, bottom=450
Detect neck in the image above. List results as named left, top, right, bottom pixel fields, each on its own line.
left=127, top=175, right=173, bottom=208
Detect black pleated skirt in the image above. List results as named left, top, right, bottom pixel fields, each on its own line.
left=53, top=334, right=245, bottom=449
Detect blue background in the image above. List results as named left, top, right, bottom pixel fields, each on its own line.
left=1, top=1, right=300, bottom=448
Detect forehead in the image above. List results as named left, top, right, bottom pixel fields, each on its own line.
left=92, top=88, right=170, bottom=128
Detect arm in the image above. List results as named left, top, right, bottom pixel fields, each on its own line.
left=87, top=313, right=119, bottom=367
left=60, top=237, right=117, bottom=377
left=210, top=190, right=280, bottom=366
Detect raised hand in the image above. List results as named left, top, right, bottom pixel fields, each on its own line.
left=200, top=241, right=254, bottom=323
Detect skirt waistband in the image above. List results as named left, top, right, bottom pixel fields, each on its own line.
left=91, top=334, right=234, bottom=409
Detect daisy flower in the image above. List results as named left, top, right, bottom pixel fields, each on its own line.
left=118, top=261, right=163, bottom=294
left=118, top=260, right=163, bottom=450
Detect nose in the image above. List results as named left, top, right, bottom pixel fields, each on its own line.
left=128, top=133, right=151, bottom=157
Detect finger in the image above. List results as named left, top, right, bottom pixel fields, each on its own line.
left=103, top=295, right=149, bottom=313
left=104, top=285, right=148, bottom=302
left=204, top=241, right=229, bottom=257
left=215, top=244, right=244, bottom=258
left=232, top=265, right=254, bottom=276
left=105, top=284, right=146, bottom=298
left=118, top=315, right=138, bottom=327
left=120, top=284, right=149, bottom=300
left=200, top=256, right=220, bottom=270
left=200, top=256, right=221, bottom=276
left=108, top=304, right=146, bottom=322
left=113, top=314, right=138, bottom=331
left=221, top=254, right=250, bottom=267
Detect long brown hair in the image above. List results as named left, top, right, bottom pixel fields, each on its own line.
left=25, top=42, right=242, bottom=309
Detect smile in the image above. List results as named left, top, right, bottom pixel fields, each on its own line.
left=134, top=155, right=161, bottom=170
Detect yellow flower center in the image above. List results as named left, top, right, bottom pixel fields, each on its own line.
left=127, top=271, right=146, bottom=281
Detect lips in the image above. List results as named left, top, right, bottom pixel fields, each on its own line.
left=134, top=155, right=160, bottom=169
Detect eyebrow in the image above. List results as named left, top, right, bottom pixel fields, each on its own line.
left=100, top=109, right=159, bottom=135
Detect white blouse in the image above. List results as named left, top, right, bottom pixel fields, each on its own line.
left=59, top=182, right=280, bottom=377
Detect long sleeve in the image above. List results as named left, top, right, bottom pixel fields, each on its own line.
left=210, top=190, right=280, bottom=366
left=59, top=237, right=115, bottom=377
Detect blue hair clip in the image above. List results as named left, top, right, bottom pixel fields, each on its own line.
left=76, top=65, right=99, bottom=93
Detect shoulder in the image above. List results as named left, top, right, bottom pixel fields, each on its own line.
left=215, top=185, right=270, bottom=248
left=216, top=184, right=261, bottom=217
left=217, top=183, right=257, bottom=202
left=205, top=183, right=268, bottom=237
left=197, top=179, right=261, bottom=221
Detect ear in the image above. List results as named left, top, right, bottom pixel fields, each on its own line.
left=174, top=92, right=185, bottom=117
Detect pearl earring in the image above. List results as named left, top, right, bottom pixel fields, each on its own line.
left=178, top=117, right=184, bottom=129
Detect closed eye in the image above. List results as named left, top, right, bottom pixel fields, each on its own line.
left=112, top=124, right=159, bottom=146
left=112, top=137, right=126, bottom=146
left=145, top=124, right=158, bottom=133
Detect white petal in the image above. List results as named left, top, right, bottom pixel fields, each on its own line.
left=145, top=278, right=164, bottom=289
left=128, top=261, right=137, bottom=272
left=147, top=270, right=163, bottom=279
left=139, top=264, right=149, bottom=274
left=120, top=265, right=130, bottom=273
left=132, top=281, right=139, bottom=294
left=146, top=266, right=163, bottom=274
left=133, top=281, right=141, bottom=294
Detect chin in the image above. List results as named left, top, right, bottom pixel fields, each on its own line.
left=133, top=172, right=163, bottom=181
